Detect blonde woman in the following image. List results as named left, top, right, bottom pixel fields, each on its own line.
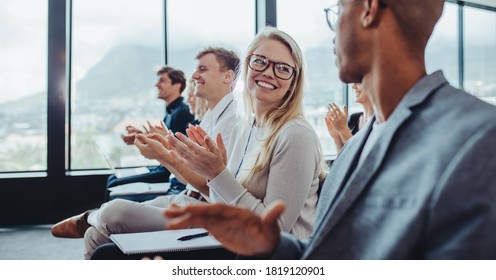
left=185, top=78, right=208, bottom=125
left=167, top=26, right=326, bottom=239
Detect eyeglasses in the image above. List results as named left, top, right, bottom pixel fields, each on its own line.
left=248, top=54, right=296, bottom=80
left=324, top=0, right=388, bottom=31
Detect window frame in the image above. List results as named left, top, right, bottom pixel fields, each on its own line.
left=0, top=0, right=495, bottom=178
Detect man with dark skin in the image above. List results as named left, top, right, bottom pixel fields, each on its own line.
left=164, top=0, right=496, bottom=259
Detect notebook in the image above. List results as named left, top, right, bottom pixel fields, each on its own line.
left=108, top=182, right=170, bottom=196
left=110, top=228, right=222, bottom=254
left=101, top=151, right=150, bottom=178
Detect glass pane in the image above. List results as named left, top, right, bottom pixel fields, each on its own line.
left=464, top=6, right=496, bottom=106
left=71, top=0, right=164, bottom=170
left=347, top=84, right=363, bottom=115
left=426, top=2, right=459, bottom=87
left=278, top=0, right=342, bottom=156
left=0, top=0, right=48, bottom=172
left=167, top=0, right=255, bottom=97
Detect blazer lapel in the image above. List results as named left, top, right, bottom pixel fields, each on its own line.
left=304, top=106, right=413, bottom=258
left=313, top=120, right=373, bottom=227
left=302, top=71, right=449, bottom=259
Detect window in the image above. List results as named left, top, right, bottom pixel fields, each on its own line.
left=464, top=6, right=496, bottom=106
left=2, top=0, right=495, bottom=176
left=0, top=0, right=48, bottom=172
left=167, top=0, right=255, bottom=96
left=278, top=0, right=342, bottom=156
left=71, top=0, right=164, bottom=170
left=426, top=2, right=459, bottom=86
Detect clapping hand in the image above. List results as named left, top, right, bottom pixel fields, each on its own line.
left=135, top=133, right=177, bottom=165
left=121, top=125, right=144, bottom=145
left=146, top=120, right=170, bottom=137
left=125, top=125, right=144, bottom=135
left=166, top=125, right=227, bottom=180
left=326, top=103, right=349, bottom=132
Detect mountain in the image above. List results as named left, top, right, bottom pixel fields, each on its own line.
left=75, top=44, right=163, bottom=102
left=0, top=91, right=46, bottom=116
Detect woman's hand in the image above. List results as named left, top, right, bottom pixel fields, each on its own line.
left=327, top=103, right=353, bottom=143
left=327, top=103, right=348, bottom=132
left=325, top=115, right=341, bottom=141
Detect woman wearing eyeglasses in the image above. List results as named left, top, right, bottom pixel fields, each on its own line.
left=167, top=26, right=326, bottom=239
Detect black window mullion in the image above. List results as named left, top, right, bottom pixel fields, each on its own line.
left=47, top=0, right=67, bottom=177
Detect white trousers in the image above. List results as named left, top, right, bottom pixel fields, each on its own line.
left=83, top=193, right=206, bottom=259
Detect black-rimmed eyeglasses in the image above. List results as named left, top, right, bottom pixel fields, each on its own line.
left=324, top=0, right=388, bottom=31
left=248, top=54, right=297, bottom=80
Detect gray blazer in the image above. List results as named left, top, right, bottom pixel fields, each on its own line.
left=273, top=71, right=496, bottom=259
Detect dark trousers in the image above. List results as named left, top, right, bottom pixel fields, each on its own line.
left=91, top=243, right=237, bottom=260
left=106, top=166, right=186, bottom=202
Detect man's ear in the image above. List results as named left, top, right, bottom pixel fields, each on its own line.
left=362, top=0, right=382, bottom=28
left=224, top=69, right=234, bottom=84
left=172, top=82, right=182, bottom=93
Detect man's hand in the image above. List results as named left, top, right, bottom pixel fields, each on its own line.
left=121, top=133, right=137, bottom=145
left=146, top=120, right=170, bottom=137
left=126, top=125, right=143, bottom=135
left=121, top=124, right=145, bottom=145
left=165, top=201, right=285, bottom=256
left=135, top=133, right=177, bottom=165
left=166, top=126, right=227, bottom=180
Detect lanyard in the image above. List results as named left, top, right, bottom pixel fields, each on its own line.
left=214, top=99, right=234, bottom=125
left=234, top=119, right=256, bottom=179
left=204, top=99, right=234, bottom=136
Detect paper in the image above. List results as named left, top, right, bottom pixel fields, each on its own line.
left=115, top=167, right=150, bottom=178
left=108, top=182, right=170, bottom=196
left=110, top=228, right=222, bottom=254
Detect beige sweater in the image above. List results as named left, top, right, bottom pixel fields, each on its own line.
left=208, top=117, right=322, bottom=239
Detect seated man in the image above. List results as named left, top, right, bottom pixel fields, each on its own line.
left=163, top=0, right=496, bottom=259
left=51, top=47, right=242, bottom=260
left=106, top=66, right=194, bottom=195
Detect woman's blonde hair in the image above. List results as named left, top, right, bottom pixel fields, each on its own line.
left=241, top=26, right=326, bottom=184
left=186, top=79, right=208, bottom=121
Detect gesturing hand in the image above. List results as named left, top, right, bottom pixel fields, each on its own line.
left=166, top=125, right=227, bottom=180
left=146, top=120, right=170, bottom=137
left=165, top=201, right=285, bottom=256
left=121, top=133, right=137, bottom=145
left=184, top=125, right=228, bottom=165
left=327, top=103, right=348, bottom=132
left=324, top=115, right=341, bottom=141
left=126, top=125, right=143, bottom=135
left=135, top=133, right=177, bottom=165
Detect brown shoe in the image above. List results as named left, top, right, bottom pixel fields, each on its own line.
left=51, top=211, right=92, bottom=238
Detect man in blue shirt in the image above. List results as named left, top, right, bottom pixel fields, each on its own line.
left=106, top=66, right=194, bottom=195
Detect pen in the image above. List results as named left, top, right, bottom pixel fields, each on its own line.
left=177, top=231, right=209, bottom=241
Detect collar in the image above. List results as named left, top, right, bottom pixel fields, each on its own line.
left=400, top=70, right=449, bottom=110
left=166, top=96, right=184, bottom=113
left=209, top=93, right=234, bottom=123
